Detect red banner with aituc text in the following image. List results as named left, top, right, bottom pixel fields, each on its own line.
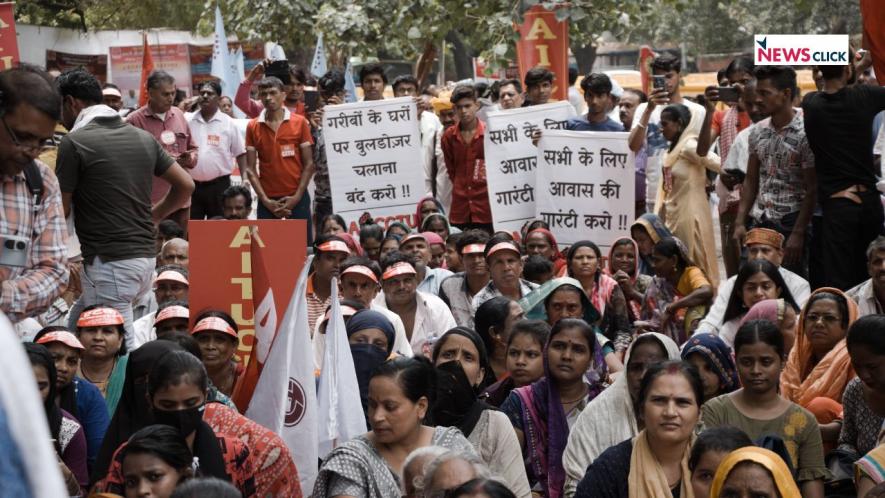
left=0, top=3, right=20, bottom=70
left=515, top=5, right=569, bottom=101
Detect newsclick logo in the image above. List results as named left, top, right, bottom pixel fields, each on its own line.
left=754, top=34, right=849, bottom=66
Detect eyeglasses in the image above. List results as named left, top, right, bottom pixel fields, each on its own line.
left=806, top=313, right=840, bottom=325
left=1, top=116, right=44, bottom=154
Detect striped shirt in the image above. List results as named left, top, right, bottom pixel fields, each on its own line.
left=0, top=160, right=68, bottom=322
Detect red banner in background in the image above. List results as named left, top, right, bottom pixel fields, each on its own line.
left=46, top=50, right=107, bottom=82
left=0, top=3, right=19, bottom=70
left=515, top=5, right=569, bottom=101
left=189, top=220, right=307, bottom=365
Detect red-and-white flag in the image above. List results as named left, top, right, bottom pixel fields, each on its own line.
left=231, top=229, right=277, bottom=411
left=245, top=255, right=318, bottom=492
left=317, top=278, right=367, bottom=456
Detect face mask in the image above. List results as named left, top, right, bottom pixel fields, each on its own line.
left=153, top=404, right=205, bottom=437
left=350, top=343, right=389, bottom=413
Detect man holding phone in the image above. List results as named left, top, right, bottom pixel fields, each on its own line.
left=245, top=77, right=315, bottom=239
left=696, top=56, right=756, bottom=277
left=235, top=59, right=307, bottom=118
left=628, top=53, right=706, bottom=213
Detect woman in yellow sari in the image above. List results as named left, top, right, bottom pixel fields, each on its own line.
left=709, top=447, right=801, bottom=498
left=655, top=104, right=720, bottom=287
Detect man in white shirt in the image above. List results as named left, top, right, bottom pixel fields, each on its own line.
left=847, top=235, right=885, bottom=316
left=696, top=228, right=810, bottom=335
left=373, top=252, right=456, bottom=356
left=187, top=80, right=247, bottom=219
left=628, top=53, right=706, bottom=211
left=131, top=266, right=189, bottom=348
left=400, top=233, right=453, bottom=296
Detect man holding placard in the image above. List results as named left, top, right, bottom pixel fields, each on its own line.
left=565, top=74, right=625, bottom=132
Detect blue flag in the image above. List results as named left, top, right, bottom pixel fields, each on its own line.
left=310, top=34, right=327, bottom=78
left=344, top=61, right=358, bottom=103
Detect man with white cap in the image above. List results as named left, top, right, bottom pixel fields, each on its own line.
left=374, top=252, right=456, bottom=355
left=101, top=84, right=123, bottom=112
left=472, top=236, right=539, bottom=311
left=439, top=230, right=490, bottom=328
left=307, top=235, right=351, bottom=333
left=400, top=233, right=453, bottom=296
left=131, top=266, right=189, bottom=349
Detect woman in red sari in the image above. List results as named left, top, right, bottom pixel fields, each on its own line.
left=524, top=228, right=567, bottom=277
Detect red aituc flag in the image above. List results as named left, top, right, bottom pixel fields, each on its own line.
left=138, top=33, right=155, bottom=107
left=231, top=230, right=278, bottom=411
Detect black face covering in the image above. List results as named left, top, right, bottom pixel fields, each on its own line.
left=431, top=361, right=490, bottom=436
left=350, top=343, right=389, bottom=417
left=153, top=404, right=206, bottom=437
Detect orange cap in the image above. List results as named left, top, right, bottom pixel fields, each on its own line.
left=745, top=228, right=784, bottom=249
left=36, top=331, right=84, bottom=350
left=382, top=262, right=417, bottom=280
left=461, top=243, right=486, bottom=255
left=156, top=270, right=189, bottom=286
left=192, top=316, right=237, bottom=339
left=486, top=241, right=520, bottom=259
left=341, top=265, right=379, bottom=284
left=77, top=308, right=124, bottom=328
left=316, top=240, right=351, bottom=255
left=155, top=305, right=189, bottom=323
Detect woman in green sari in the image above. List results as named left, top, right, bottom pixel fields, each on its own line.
left=75, top=305, right=129, bottom=416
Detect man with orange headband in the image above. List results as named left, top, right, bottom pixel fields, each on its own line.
left=131, top=266, right=188, bottom=349
left=400, top=233, right=453, bottom=296
left=374, top=252, right=456, bottom=355
left=697, top=227, right=811, bottom=335
left=439, top=230, right=491, bottom=328
left=472, top=236, right=539, bottom=311
left=307, top=235, right=351, bottom=333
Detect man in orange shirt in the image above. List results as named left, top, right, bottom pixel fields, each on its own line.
left=245, top=76, right=315, bottom=239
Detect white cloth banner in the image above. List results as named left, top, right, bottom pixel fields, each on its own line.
left=484, top=101, right=575, bottom=234
left=535, top=130, right=635, bottom=250
left=322, top=97, right=424, bottom=230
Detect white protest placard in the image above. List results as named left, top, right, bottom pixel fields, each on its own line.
left=484, top=101, right=575, bottom=234
left=535, top=130, right=635, bottom=250
left=322, top=97, right=424, bottom=232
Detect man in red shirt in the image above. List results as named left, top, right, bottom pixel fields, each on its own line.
left=441, top=85, right=492, bottom=233
left=245, top=77, right=315, bottom=239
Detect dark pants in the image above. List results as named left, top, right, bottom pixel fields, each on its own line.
left=190, top=175, right=231, bottom=220
left=453, top=222, right=494, bottom=235
left=257, top=191, right=313, bottom=244
left=820, top=191, right=885, bottom=290
left=720, top=209, right=742, bottom=278
left=752, top=210, right=810, bottom=279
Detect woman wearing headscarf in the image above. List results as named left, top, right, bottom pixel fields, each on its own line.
left=421, top=213, right=453, bottom=241
left=680, top=334, right=740, bottom=403
left=606, top=238, right=654, bottom=322
left=416, top=195, right=446, bottom=228
left=524, top=228, right=567, bottom=277
left=25, top=343, right=88, bottom=495
left=709, top=447, right=801, bottom=498
left=566, top=241, right=632, bottom=355
left=431, top=327, right=531, bottom=498
left=740, top=298, right=799, bottom=355
left=501, top=318, right=608, bottom=498
left=630, top=213, right=674, bottom=276
left=345, top=309, right=396, bottom=417
left=655, top=104, right=720, bottom=286
left=562, top=332, right=681, bottom=496
left=781, top=288, right=859, bottom=444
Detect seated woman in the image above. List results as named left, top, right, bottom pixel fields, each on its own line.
left=521, top=277, right=620, bottom=374
left=524, top=228, right=567, bottom=277
left=606, top=237, right=654, bottom=323
left=483, top=320, right=549, bottom=407
left=501, top=318, right=607, bottom=497
left=631, top=213, right=674, bottom=277
left=34, top=327, right=110, bottom=470
left=474, top=296, right=525, bottom=379
left=430, top=327, right=531, bottom=497
left=416, top=195, right=446, bottom=229
left=562, top=333, right=681, bottom=496
left=313, top=357, right=476, bottom=497
left=359, top=222, right=385, bottom=262
left=75, top=306, right=129, bottom=416
left=711, top=260, right=798, bottom=348
left=119, top=425, right=194, bottom=498
left=422, top=231, right=448, bottom=269
left=688, top=427, right=754, bottom=498
left=847, top=315, right=885, bottom=496
left=320, top=213, right=347, bottom=236
left=344, top=309, right=397, bottom=418
left=380, top=234, right=402, bottom=261
left=567, top=241, right=632, bottom=354
left=93, top=344, right=256, bottom=496
left=574, top=360, right=703, bottom=498
left=421, top=213, right=452, bottom=242
left=781, top=288, right=858, bottom=441
left=191, top=311, right=242, bottom=397
left=709, top=447, right=802, bottom=498
left=680, top=333, right=740, bottom=403
left=701, top=319, right=828, bottom=497
left=639, top=237, right=713, bottom=344
left=740, top=298, right=799, bottom=355
left=386, top=221, right=411, bottom=240
left=26, top=343, right=88, bottom=496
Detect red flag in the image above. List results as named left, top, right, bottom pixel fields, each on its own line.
left=231, top=228, right=278, bottom=411
left=138, top=33, right=155, bottom=107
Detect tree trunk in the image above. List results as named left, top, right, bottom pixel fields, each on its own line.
left=415, top=40, right=437, bottom=86
left=446, top=30, right=474, bottom=81
left=572, top=44, right=597, bottom=74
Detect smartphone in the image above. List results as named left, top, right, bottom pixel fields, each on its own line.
left=304, top=90, right=320, bottom=113
left=723, top=168, right=746, bottom=183
left=716, top=86, right=740, bottom=102
left=653, top=75, right=667, bottom=90
left=265, top=60, right=291, bottom=86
